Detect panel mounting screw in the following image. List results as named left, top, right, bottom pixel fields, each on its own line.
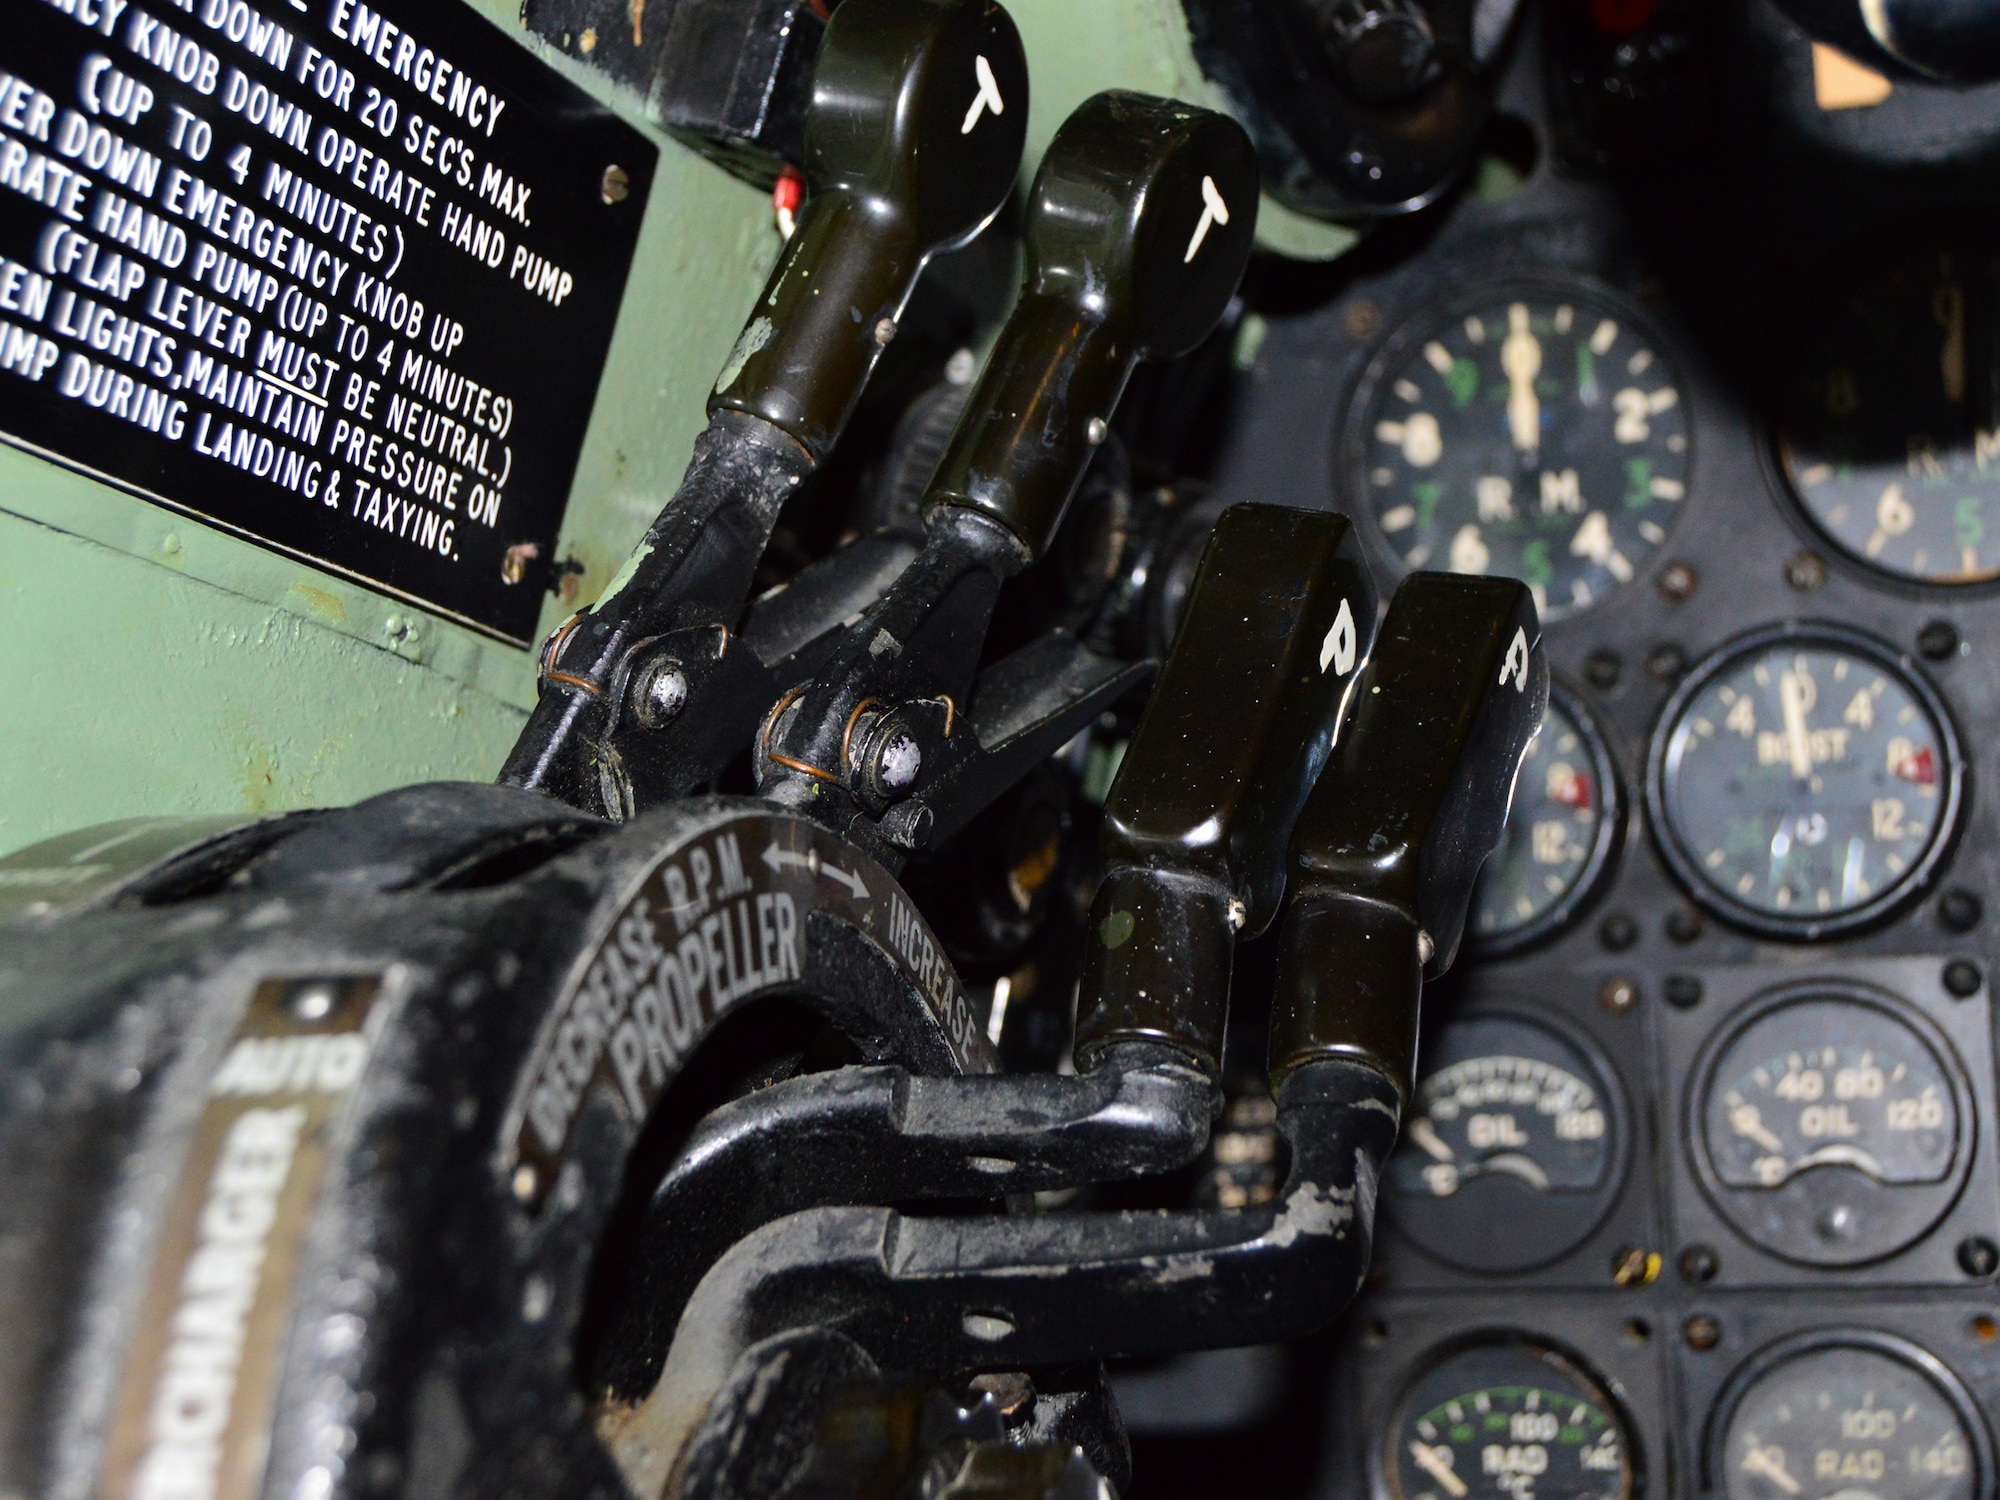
left=1597, top=976, right=1637, bottom=1015
left=1664, top=973, right=1703, bottom=1009
left=1942, top=959, right=1983, bottom=998
left=1583, top=649, right=1622, bottom=690
left=601, top=164, right=630, bottom=204
left=1656, top=562, right=1697, bottom=602
left=1597, top=911, right=1638, bottom=951
left=1677, top=1243, right=1719, bottom=1284
left=1665, top=905, right=1704, bottom=944
left=1683, top=1313, right=1722, bottom=1352
left=1955, top=1235, right=1998, bottom=1278
left=1917, top=619, right=1961, bottom=661
left=1646, top=643, right=1687, bottom=682
left=1938, top=888, right=1983, bottom=933
left=1784, top=550, right=1826, bottom=591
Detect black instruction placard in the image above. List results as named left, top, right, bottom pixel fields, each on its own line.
left=0, top=0, right=656, bottom=644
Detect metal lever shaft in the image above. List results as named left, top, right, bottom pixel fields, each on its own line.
left=592, top=501, right=1360, bottom=1397
left=614, top=575, right=1547, bottom=1482
left=1269, top=571, right=1547, bottom=1100
left=759, top=91, right=1260, bottom=852
left=499, top=0, right=1027, bottom=818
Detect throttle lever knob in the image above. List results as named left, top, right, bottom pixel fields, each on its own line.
left=1269, top=572, right=1546, bottom=1101
left=711, top=0, right=1029, bottom=458
left=925, top=91, right=1260, bottom=558
left=1076, top=504, right=1377, bottom=1075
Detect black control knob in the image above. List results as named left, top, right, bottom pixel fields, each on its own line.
left=925, top=90, right=1260, bottom=558
left=1268, top=572, right=1547, bottom=1100
left=1076, top=504, right=1378, bottom=1075
left=1309, top=0, right=1441, bottom=105
left=711, top=0, right=1030, bottom=458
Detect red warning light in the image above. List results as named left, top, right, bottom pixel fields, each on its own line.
left=1589, top=0, right=1655, bottom=38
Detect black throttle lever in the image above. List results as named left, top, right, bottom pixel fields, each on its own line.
left=607, top=574, right=1545, bottom=1487
left=586, top=502, right=1375, bottom=1403
left=757, top=90, right=1261, bottom=858
left=499, top=0, right=1027, bottom=818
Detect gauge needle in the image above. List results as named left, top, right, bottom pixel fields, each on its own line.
left=1410, top=1443, right=1470, bottom=1498
left=1742, top=1446, right=1802, bottom=1495
left=1502, top=303, right=1541, bottom=454
left=1779, top=670, right=1814, bottom=781
left=1730, top=1103, right=1787, bottom=1156
left=1408, top=1118, right=1455, bottom=1162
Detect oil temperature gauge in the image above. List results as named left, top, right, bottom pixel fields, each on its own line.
left=1712, top=1332, right=1990, bottom=1500
left=1649, top=624, right=1964, bottom=940
left=1347, top=283, right=1690, bottom=621
left=1388, top=1014, right=1626, bottom=1273
left=1693, top=987, right=1974, bottom=1267
left=1387, top=1339, right=1635, bottom=1500
left=1470, top=685, right=1621, bottom=954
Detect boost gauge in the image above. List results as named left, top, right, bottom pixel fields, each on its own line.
left=1388, top=1014, right=1626, bottom=1272
left=1711, top=1332, right=1991, bottom=1500
left=1692, top=987, right=1974, bottom=1267
left=1470, top=685, right=1621, bottom=954
left=1348, top=284, right=1690, bottom=621
left=1387, top=1339, right=1636, bottom=1500
left=1648, top=624, right=1964, bottom=939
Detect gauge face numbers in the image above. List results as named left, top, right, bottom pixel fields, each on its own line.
left=1721, top=1345, right=1978, bottom=1500
left=1705, top=1000, right=1956, bottom=1192
left=1356, top=292, right=1689, bottom=621
left=1472, top=692, right=1612, bottom=947
left=1388, top=1342, right=1634, bottom=1500
left=1780, top=244, right=2000, bottom=585
left=1694, top=992, right=1969, bottom=1266
left=1656, top=637, right=1956, bottom=933
left=1387, top=1016, right=1624, bottom=1273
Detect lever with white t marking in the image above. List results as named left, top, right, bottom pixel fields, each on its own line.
left=499, top=0, right=1028, bottom=818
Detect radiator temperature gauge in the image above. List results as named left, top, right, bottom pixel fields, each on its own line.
left=1713, top=1333, right=1988, bottom=1500
left=1388, top=1340, right=1635, bottom=1500
left=1692, top=988, right=1973, bottom=1267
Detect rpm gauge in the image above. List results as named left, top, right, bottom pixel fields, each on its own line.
left=1388, top=1014, right=1626, bottom=1273
left=1692, top=987, right=1973, bottom=1266
left=1713, top=1333, right=1990, bottom=1500
left=1470, top=685, right=1621, bottom=953
left=1779, top=242, right=2000, bottom=585
left=1649, top=624, right=1964, bottom=940
left=1387, top=1340, right=1635, bottom=1500
left=1349, top=284, right=1690, bottom=621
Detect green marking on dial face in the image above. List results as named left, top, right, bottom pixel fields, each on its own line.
left=1359, top=294, right=1689, bottom=621
left=1781, top=244, right=2000, bottom=586
left=1472, top=694, right=1604, bottom=942
left=1660, top=643, right=1950, bottom=925
left=1394, top=1369, right=1631, bottom=1500
left=1723, top=1346, right=1976, bottom=1500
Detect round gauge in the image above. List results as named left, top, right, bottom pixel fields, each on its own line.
left=1648, top=624, right=1963, bottom=940
left=1711, top=1332, right=1991, bottom=1500
left=1470, top=685, right=1621, bottom=953
left=1348, top=284, right=1690, bottom=622
left=1386, top=1339, right=1636, bottom=1500
left=1691, top=986, right=1974, bottom=1267
left=1387, top=1014, right=1626, bottom=1273
left=1779, top=242, right=2000, bottom=586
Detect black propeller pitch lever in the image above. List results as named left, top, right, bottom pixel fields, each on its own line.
left=582, top=503, right=1377, bottom=1406
left=611, top=574, right=1545, bottom=1493
left=755, top=90, right=1262, bottom=857
left=500, top=0, right=1027, bottom=818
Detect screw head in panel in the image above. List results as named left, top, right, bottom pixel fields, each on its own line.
left=1656, top=562, right=1697, bottom=602
left=1784, top=550, right=1827, bottom=591
left=1664, top=973, right=1703, bottom=1009
left=1937, top=888, right=1983, bottom=933
left=1942, top=959, right=1983, bottom=998
left=1955, top=1235, right=1998, bottom=1278
left=1677, top=1243, right=1719, bottom=1284
left=1917, top=619, right=1961, bottom=662
left=1598, top=976, right=1637, bottom=1015
left=1683, top=1314, right=1722, bottom=1352
left=1597, top=912, right=1638, bottom=952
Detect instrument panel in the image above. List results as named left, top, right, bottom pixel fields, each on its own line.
left=1153, top=4, right=2000, bottom=1495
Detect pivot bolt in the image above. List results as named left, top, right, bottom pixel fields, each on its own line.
left=635, top=661, right=689, bottom=728
left=875, top=732, right=922, bottom=793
